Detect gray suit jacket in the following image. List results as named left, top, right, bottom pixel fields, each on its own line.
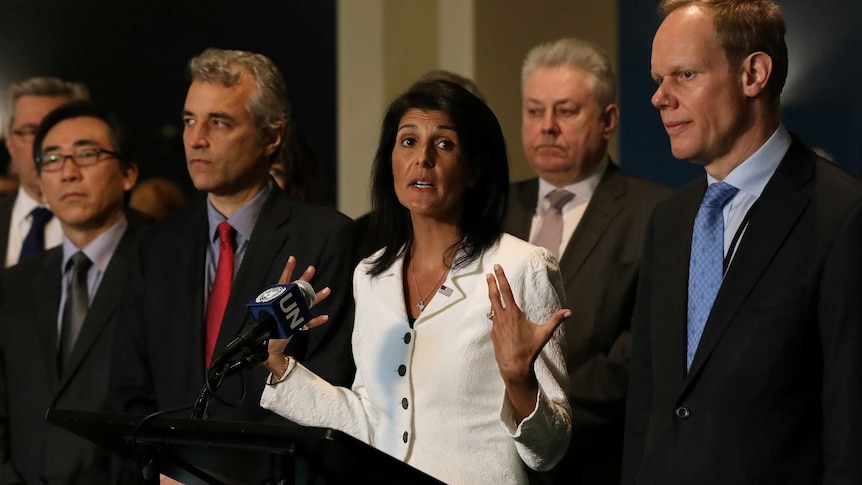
left=505, top=162, right=669, bottom=484
left=0, top=213, right=147, bottom=484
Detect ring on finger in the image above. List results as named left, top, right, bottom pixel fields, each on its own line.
left=486, top=310, right=495, bottom=320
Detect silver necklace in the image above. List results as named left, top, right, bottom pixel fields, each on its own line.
left=411, top=262, right=449, bottom=314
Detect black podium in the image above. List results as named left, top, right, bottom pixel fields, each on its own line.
left=46, top=408, right=444, bottom=485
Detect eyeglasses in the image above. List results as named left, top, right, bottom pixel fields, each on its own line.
left=37, top=147, right=120, bottom=172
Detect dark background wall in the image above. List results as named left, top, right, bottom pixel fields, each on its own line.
left=0, top=0, right=337, bottom=205
left=619, top=0, right=862, bottom=188
left=3, top=1, right=858, bottom=200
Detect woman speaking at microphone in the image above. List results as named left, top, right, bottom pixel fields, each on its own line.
left=261, top=79, right=572, bottom=485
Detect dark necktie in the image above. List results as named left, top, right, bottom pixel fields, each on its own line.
left=205, top=222, right=235, bottom=367
left=687, top=182, right=738, bottom=370
left=20, top=207, right=54, bottom=263
left=59, top=251, right=92, bottom=373
left=532, top=189, right=575, bottom=259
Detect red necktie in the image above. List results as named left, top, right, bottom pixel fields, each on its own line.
left=205, top=222, right=235, bottom=367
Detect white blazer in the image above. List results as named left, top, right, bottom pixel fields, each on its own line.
left=261, top=234, right=572, bottom=484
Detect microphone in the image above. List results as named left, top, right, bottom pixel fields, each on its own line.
left=207, top=280, right=315, bottom=370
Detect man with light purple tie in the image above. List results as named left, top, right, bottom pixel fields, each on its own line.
left=1, top=77, right=89, bottom=267
left=503, top=37, right=669, bottom=484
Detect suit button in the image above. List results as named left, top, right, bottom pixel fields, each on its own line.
left=402, top=431, right=409, bottom=443
left=398, top=364, right=406, bottom=376
left=402, top=397, right=409, bottom=409
left=404, top=333, right=411, bottom=344
left=675, top=406, right=690, bottom=419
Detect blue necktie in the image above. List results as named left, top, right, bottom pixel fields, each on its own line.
left=687, top=182, right=738, bottom=370
left=19, top=207, right=54, bottom=263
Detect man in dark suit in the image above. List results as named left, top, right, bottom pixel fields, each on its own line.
left=0, top=101, right=145, bottom=483
left=622, top=1, right=862, bottom=483
left=504, top=38, right=669, bottom=484
left=108, top=48, right=355, bottom=426
left=1, top=77, right=90, bottom=268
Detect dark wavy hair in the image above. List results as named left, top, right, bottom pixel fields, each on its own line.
left=366, top=79, right=509, bottom=277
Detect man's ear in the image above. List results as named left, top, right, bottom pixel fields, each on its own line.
left=741, top=52, right=773, bottom=98
left=264, top=121, right=285, bottom=157
left=122, top=162, right=139, bottom=192
left=602, top=103, right=620, bottom=140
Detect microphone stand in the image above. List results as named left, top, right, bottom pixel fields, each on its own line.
left=191, top=342, right=269, bottom=419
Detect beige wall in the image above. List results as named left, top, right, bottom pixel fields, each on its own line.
left=337, top=0, right=617, bottom=217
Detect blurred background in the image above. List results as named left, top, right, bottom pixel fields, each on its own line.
left=2, top=0, right=858, bottom=217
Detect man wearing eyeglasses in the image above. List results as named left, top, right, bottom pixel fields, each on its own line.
left=1, top=77, right=89, bottom=268
left=0, top=100, right=147, bottom=483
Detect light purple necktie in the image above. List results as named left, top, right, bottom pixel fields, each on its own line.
left=532, top=189, right=574, bottom=258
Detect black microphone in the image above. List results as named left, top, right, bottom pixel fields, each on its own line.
left=208, top=280, right=315, bottom=371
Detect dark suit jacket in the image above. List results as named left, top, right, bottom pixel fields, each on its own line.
left=0, top=193, right=15, bottom=269
left=622, top=138, right=862, bottom=484
left=504, top=162, right=670, bottom=484
left=0, top=213, right=147, bottom=484
left=108, top=187, right=356, bottom=422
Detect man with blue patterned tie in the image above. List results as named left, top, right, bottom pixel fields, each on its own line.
left=1, top=77, right=89, bottom=267
left=622, top=1, right=862, bottom=484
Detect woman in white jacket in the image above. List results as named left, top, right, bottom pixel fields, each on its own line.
left=261, top=79, right=572, bottom=484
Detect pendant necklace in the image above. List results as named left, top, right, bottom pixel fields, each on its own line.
left=411, top=262, right=449, bottom=314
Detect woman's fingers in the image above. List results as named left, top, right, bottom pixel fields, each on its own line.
left=492, top=264, right=516, bottom=309
left=278, top=256, right=297, bottom=284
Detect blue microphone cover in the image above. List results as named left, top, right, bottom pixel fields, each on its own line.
left=247, top=281, right=315, bottom=339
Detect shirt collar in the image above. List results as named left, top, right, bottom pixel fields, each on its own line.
left=206, top=180, right=273, bottom=244
left=709, top=123, right=791, bottom=196
left=537, top=155, right=608, bottom=205
left=61, top=215, right=128, bottom=273
left=12, top=187, right=49, bottom=224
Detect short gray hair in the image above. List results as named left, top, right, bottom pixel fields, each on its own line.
left=521, top=38, right=616, bottom=109
left=188, top=48, right=290, bottom=141
left=4, top=76, right=89, bottom=136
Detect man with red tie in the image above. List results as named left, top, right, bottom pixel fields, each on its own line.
left=109, top=49, right=356, bottom=428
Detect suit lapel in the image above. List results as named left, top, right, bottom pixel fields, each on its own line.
left=416, top=249, right=476, bottom=320
left=560, top=163, right=625, bottom=282
left=659, top=182, right=704, bottom=388
left=32, top=249, right=63, bottom=384
left=58, top=222, right=139, bottom=390
left=684, top=141, right=813, bottom=386
left=0, top=194, right=13, bottom=265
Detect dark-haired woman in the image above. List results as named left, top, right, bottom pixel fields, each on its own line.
left=261, top=80, right=571, bottom=484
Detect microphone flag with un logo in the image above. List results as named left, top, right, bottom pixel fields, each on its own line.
left=247, top=280, right=315, bottom=339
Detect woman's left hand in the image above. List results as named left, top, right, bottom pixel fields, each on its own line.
left=264, top=256, right=332, bottom=378
left=486, top=264, right=571, bottom=422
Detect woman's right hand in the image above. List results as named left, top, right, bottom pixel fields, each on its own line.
left=264, top=256, right=332, bottom=377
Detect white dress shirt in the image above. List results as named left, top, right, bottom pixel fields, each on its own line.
left=5, top=188, right=62, bottom=267
left=530, top=157, right=608, bottom=258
